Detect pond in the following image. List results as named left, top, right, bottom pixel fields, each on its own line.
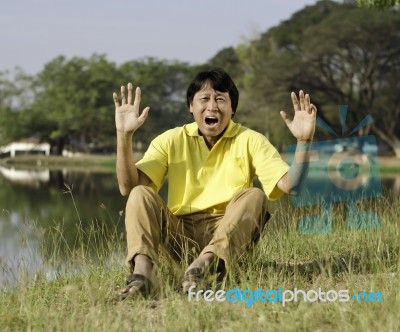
left=0, top=166, right=128, bottom=287
left=0, top=164, right=399, bottom=288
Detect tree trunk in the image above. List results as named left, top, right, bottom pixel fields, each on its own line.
left=50, top=137, right=65, bottom=155
left=393, top=144, right=400, bottom=159
left=373, top=126, right=400, bottom=158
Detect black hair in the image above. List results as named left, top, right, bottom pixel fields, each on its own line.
left=186, top=68, right=239, bottom=113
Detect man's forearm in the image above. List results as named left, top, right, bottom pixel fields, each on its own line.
left=289, top=140, right=312, bottom=194
left=278, top=140, right=312, bottom=195
left=116, top=131, right=139, bottom=196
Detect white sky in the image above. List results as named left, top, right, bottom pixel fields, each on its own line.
left=0, top=0, right=320, bottom=75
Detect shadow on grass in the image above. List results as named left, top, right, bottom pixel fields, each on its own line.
left=246, top=247, right=399, bottom=282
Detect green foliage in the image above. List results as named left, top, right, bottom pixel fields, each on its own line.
left=29, top=55, right=119, bottom=154
left=0, top=57, right=194, bottom=153
left=0, top=68, right=36, bottom=144
left=207, top=47, right=243, bottom=81
left=357, top=0, right=400, bottom=8
left=117, top=58, right=193, bottom=144
left=236, top=0, right=344, bottom=146
left=236, top=0, right=400, bottom=154
left=1, top=0, right=399, bottom=156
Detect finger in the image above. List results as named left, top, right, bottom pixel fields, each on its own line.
left=280, top=110, right=292, bottom=126
left=127, top=83, right=133, bottom=105
left=291, top=92, right=300, bottom=112
left=121, top=85, right=127, bottom=105
left=305, top=94, right=311, bottom=113
left=299, top=90, right=305, bottom=110
left=134, top=87, right=141, bottom=105
left=113, top=92, right=120, bottom=109
left=311, top=104, right=317, bottom=116
left=138, top=107, right=150, bottom=123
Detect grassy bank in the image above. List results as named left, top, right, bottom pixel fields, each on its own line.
left=1, top=195, right=399, bottom=331
left=1, top=154, right=400, bottom=174
left=0, top=155, right=117, bottom=171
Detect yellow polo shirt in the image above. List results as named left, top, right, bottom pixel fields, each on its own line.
left=136, top=120, right=289, bottom=216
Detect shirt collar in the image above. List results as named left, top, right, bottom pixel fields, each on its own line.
left=184, top=120, right=241, bottom=138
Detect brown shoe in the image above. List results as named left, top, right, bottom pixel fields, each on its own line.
left=181, top=260, right=226, bottom=293
left=118, top=273, right=153, bottom=300
left=181, top=268, right=205, bottom=293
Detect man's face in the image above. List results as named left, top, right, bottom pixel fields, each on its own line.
left=189, top=83, right=233, bottom=141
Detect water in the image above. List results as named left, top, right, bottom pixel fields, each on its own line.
left=0, top=166, right=126, bottom=288
left=0, top=165, right=399, bottom=288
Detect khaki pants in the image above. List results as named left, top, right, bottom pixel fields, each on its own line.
left=124, top=185, right=270, bottom=270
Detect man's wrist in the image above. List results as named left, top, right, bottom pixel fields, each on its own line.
left=116, top=130, right=134, bottom=139
left=297, top=138, right=312, bottom=144
left=296, top=139, right=312, bottom=152
left=294, top=139, right=313, bottom=163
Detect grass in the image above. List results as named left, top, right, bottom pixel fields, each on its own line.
left=0, top=155, right=117, bottom=172
left=0, top=195, right=400, bottom=331
left=2, top=154, right=400, bottom=172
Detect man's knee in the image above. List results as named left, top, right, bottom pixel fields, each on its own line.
left=127, top=185, right=158, bottom=204
left=246, top=187, right=266, bottom=199
left=238, top=188, right=270, bottom=226
left=127, top=185, right=158, bottom=206
left=238, top=187, right=267, bottom=205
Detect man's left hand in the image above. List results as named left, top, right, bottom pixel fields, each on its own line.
left=280, top=90, right=317, bottom=143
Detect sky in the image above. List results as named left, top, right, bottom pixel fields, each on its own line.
left=1, top=0, right=319, bottom=75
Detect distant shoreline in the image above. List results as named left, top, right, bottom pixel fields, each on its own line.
left=0, top=154, right=117, bottom=172
left=1, top=154, right=399, bottom=173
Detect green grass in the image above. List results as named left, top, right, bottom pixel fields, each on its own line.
left=0, top=155, right=117, bottom=172
left=1, top=196, right=399, bottom=331
left=378, top=167, right=400, bottom=174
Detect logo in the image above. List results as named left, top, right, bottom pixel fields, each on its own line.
left=286, top=105, right=382, bottom=234
left=187, top=286, right=384, bottom=307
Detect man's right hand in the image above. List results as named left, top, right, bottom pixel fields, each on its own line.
left=113, top=83, right=150, bottom=135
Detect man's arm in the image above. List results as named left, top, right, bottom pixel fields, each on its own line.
left=277, top=90, right=317, bottom=195
left=113, top=83, right=152, bottom=196
left=277, top=140, right=312, bottom=195
left=116, top=131, right=151, bottom=196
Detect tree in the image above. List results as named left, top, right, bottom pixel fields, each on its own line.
left=29, top=54, right=119, bottom=154
left=117, top=58, right=193, bottom=146
left=207, top=47, right=243, bottom=81
left=0, top=68, right=35, bottom=145
left=357, top=0, right=400, bottom=8
left=238, top=0, right=400, bottom=156
left=1, top=56, right=195, bottom=154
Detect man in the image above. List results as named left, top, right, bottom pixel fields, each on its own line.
left=113, top=68, right=316, bottom=299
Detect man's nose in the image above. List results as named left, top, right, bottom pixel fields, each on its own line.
left=207, top=99, right=218, bottom=110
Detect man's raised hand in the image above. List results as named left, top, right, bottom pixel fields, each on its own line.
left=280, top=90, right=317, bottom=143
left=113, top=83, right=150, bottom=135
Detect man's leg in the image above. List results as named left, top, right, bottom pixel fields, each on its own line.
left=121, top=185, right=188, bottom=298
left=185, top=188, right=270, bottom=277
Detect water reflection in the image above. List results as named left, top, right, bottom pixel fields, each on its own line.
left=0, top=166, right=126, bottom=288
left=0, top=211, right=44, bottom=288
left=0, top=166, right=49, bottom=187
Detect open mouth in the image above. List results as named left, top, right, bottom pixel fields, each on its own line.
left=205, top=116, right=219, bottom=127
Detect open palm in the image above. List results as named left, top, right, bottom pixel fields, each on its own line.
left=280, top=90, right=317, bottom=142
left=113, top=83, right=150, bottom=134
